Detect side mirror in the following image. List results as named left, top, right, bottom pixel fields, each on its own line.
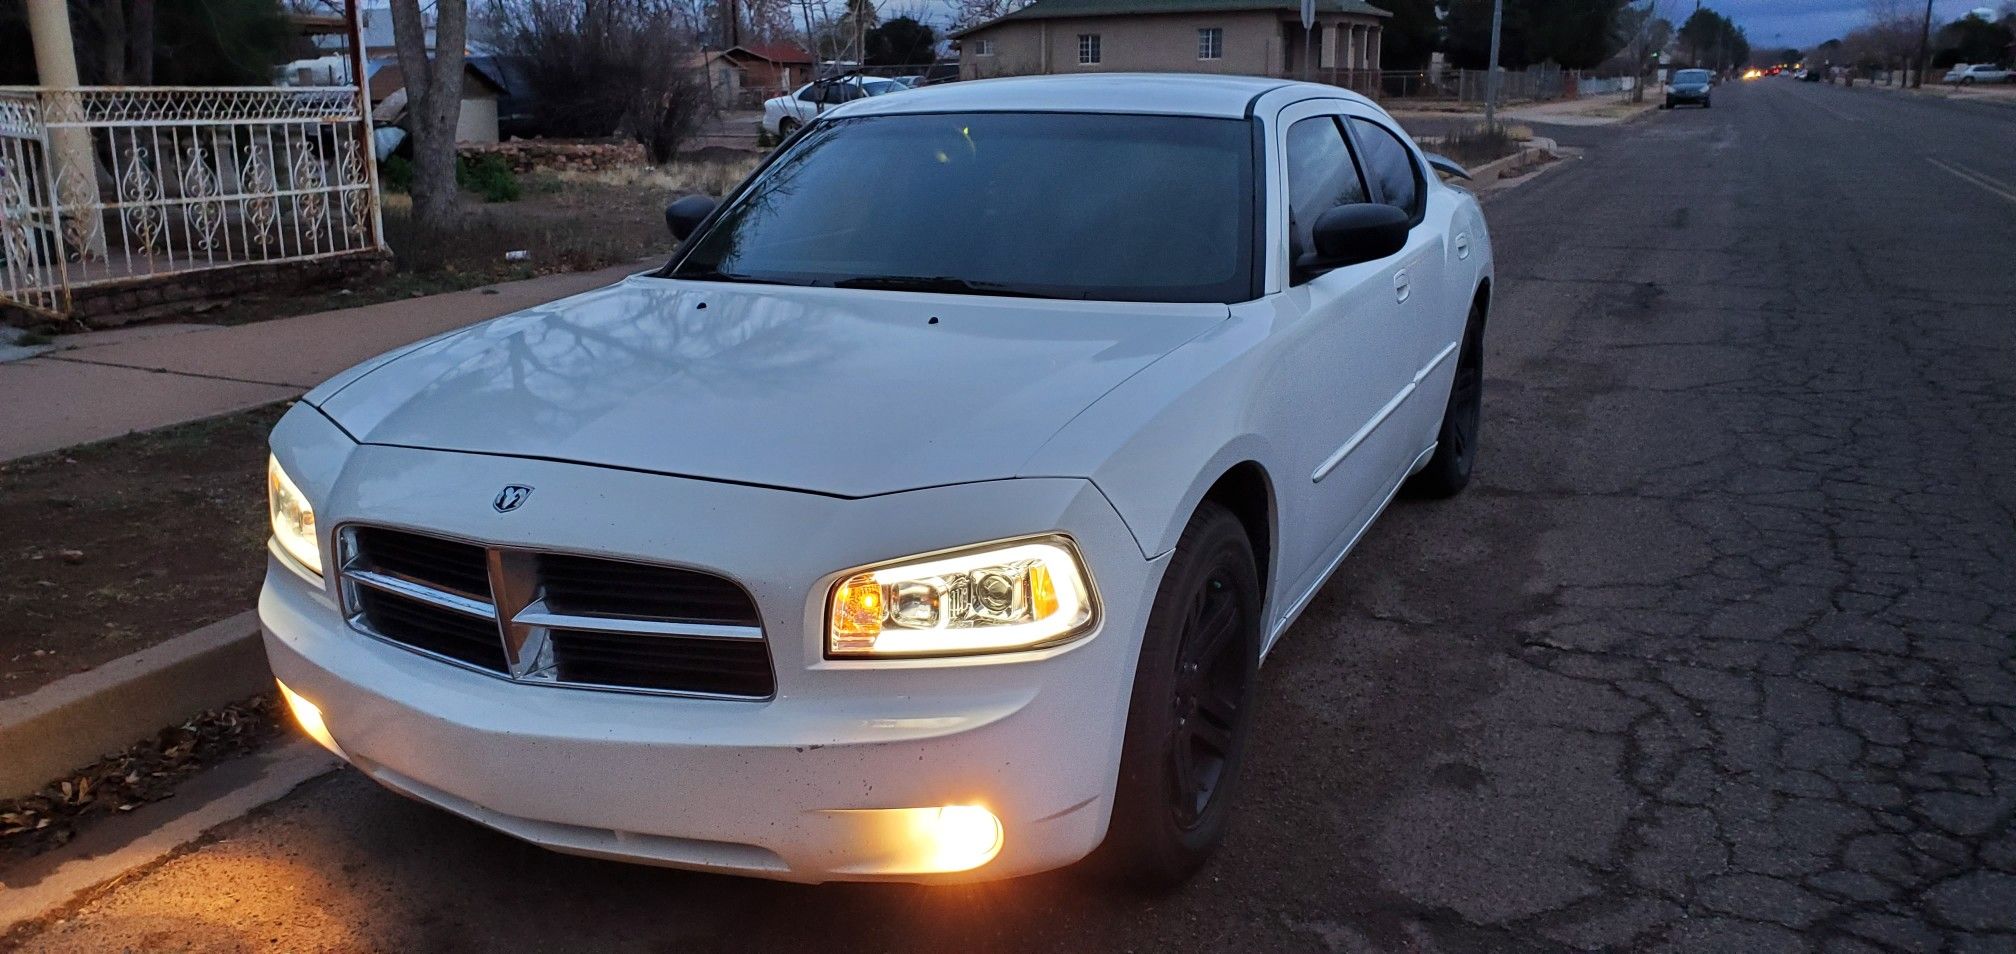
left=1302, top=203, right=1409, bottom=273
left=664, top=194, right=717, bottom=242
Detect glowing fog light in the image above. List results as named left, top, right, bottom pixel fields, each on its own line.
left=277, top=680, right=344, bottom=758
left=824, top=804, right=1005, bottom=874
left=914, top=805, right=1005, bottom=872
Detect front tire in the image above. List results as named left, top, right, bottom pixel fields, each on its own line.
left=1099, top=502, right=1261, bottom=890
left=1405, top=297, right=1485, bottom=498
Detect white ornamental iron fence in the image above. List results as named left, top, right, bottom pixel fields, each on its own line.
left=0, top=86, right=384, bottom=318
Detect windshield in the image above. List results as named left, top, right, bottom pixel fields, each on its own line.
left=1675, top=70, right=1711, bottom=84
left=667, top=111, right=1256, bottom=303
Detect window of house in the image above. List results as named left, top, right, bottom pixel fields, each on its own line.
left=1347, top=116, right=1424, bottom=221
left=1198, top=28, right=1223, bottom=60
left=1078, top=34, right=1101, bottom=65
left=975, top=38, right=996, bottom=55
left=1284, top=116, right=1367, bottom=268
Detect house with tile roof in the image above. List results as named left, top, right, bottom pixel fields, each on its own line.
left=951, top=0, right=1390, bottom=81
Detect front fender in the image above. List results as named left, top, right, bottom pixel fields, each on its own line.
left=1019, top=312, right=1279, bottom=560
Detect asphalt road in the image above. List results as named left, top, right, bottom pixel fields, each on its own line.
left=11, top=79, right=2016, bottom=953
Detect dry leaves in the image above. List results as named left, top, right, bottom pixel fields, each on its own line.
left=0, top=693, right=282, bottom=863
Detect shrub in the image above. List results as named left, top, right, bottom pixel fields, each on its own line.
left=457, top=154, right=522, bottom=203
left=378, top=154, right=413, bottom=193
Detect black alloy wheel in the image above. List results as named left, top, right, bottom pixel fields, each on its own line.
left=1099, top=502, right=1261, bottom=890
left=1167, top=561, right=1248, bottom=829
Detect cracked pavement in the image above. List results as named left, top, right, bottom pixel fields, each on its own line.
left=8, top=79, right=2014, bottom=952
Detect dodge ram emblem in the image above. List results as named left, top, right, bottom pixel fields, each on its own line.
left=493, top=485, right=534, bottom=513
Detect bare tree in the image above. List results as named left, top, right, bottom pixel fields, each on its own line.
left=391, top=0, right=469, bottom=230
left=490, top=0, right=713, bottom=163
left=949, top=0, right=1028, bottom=31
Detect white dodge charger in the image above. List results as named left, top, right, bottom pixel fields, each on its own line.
left=262, top=74, right=1494, bottom=887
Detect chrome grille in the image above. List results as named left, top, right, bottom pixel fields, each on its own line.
left=337, top=526, right=773, bottom=699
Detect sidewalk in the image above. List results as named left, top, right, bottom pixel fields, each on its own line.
left=1854, top=79, right=2016, bottom=108
left=0, top=262, right=644, bottom=462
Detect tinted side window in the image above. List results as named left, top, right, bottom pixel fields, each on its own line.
left=1348, top=117, right=1422, bottom=219
left=1284, top=116, right=1367, bottom=264
left=796, top=86, right=818, bottom=103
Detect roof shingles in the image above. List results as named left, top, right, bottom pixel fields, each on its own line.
left=972, top=0, right=1390, bottom=31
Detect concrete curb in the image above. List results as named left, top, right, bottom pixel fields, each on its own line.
left=1466, top=139, right=1557, bottom=188
left=0, top=739, right=336, bottom=935
left=0, top=611, right=270, bottom=799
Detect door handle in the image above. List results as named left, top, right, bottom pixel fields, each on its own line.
left=1393, top=268, right=1410, bottom=303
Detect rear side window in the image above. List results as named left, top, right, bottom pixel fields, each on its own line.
left=1284, top=116, right=1367, bottom=263
left=1348, top=117, right=1423, bottom=220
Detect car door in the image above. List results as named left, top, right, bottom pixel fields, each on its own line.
left=785, top=84, right=819, bottom=123
left=1258, top=101, right=1421, bottom=607
left=1343, top=111, right=1461, bottom=454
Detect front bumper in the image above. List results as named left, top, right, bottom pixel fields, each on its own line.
left=260, top=438, right=1165, bottom=883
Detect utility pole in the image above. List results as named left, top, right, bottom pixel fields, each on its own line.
left=1912, top=0, right=1933, bottom=88
left=1483, top=0, right=1503, bottom=131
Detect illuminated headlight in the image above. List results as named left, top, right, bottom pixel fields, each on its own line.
left=267, top=454, right=322, bottom=576
left=828, top=535, right=1096, bottom=657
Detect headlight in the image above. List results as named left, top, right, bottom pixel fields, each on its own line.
left=268, top=454, right=322, bottom=576
left=827, top=535, right=1096, bottom=657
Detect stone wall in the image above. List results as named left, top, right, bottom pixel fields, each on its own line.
left=458, top=139, right=647, bottom=175
left=5, top=251, right=395, bottom=330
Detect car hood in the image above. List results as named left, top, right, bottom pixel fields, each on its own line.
left=313, top=275, right=1227, bottom=497
left=1671, top=83, right=1709, bottom=92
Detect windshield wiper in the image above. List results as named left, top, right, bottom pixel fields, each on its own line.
left=672, top=269, right=806, bottom=287
left=830, top=275, right=1048, bottom=298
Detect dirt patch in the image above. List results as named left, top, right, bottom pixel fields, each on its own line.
left=0, top=693, right=281, bottom=864
left=0, top=404, right=283, bottom=700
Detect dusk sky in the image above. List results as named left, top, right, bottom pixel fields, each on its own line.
left=1709, top=0, right=2004, bottom=49
left=906, top=0, right=2009, bottom=55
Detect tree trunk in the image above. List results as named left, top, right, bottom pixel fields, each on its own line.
left=389, top=0, right=468, bottom=231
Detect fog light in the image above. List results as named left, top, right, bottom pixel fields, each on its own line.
left=277, top=679, right=344, bottom=758
left=912, top=805, right=1004, bottom=873
left=822, top=804, right=1005, bottom=874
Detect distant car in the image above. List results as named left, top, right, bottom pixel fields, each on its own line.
left=1801, top=68, right=1822, bottom=82
left=761, top=76, right=907, bottom=136
left=1664, top=69, right=1714, bottom=108
left=1944, top=63, right=2012, bottom=85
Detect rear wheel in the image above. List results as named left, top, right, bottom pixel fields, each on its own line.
left=777, top=117, right=801, bottom=136
left=1099, top=502, right=1261, bottom=890
left=1405, top=297, right=1485, bottom=498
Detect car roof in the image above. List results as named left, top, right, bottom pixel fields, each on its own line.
left=832, top=73, right=1375, bottom=119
